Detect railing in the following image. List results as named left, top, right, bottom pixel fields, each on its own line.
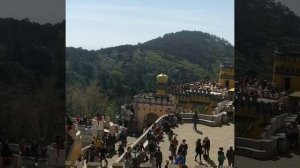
left=115, top=114, right=169, bottom=163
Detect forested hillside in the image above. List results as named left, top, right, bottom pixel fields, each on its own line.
left=235, top=0, right=300, bottom=79
left=66, top=31, right=233, bottom=118
left=0, top=18, right=65, bottom=144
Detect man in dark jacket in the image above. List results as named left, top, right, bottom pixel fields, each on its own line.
left=193, top=112, right=199, bottom=131
left=154, top=148, right=163, bottom=168
left=226, top=146, right=234, bottom=167
left=178, top=139, right=188, bottom=165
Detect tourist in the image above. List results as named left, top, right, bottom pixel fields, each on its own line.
left=99, top=146, right=108, bottom=167
left=218, top=147, right=226, bottom=168
left=154, top=148, right=163, bottom=168
left=106, top=134, right=113, bottom=155
left=120, top=127, right=128, bottom=146
left=139, top=142, right=145, bottom=152
left=3, top=159, right=14, bottom=168
left=226, top=146, right=234, bottom=167
left=165, top=156, right=175, bottom=168
left=76, top=115, right=80, bottom=124
left=123, top=155, right=132, bottom=168
left=203, top=137, right=210, bottom=158
left=296, top=114, right=300, bottom=125
left=176, top=113, right=182, bottom=124
left=112, top=134, right=117, bottom=153
left=97, top=113, right=105, bottom=139
left=193, top=112, right=199, bottom=131
left=87, top=144, right=96, bottom=162
left=91, top=137, right=96, bottom=145
left=95, top=138, right=103, bottom=155
left=118, top=144, right=125, bottom=157
left=31, top=140, right=39, bottom=166
left=195, top=139, right=203, bottom=163
left=165, top=160, right=169, bottom=168
left=75, top=155, right=84, bottom=168
left=19, top=138, right=26, bottom=156
left=139, top=147, right=149, bottom=163
left=175, top=152, right=184, bottom=168
left=55, top=136, right=64, bottom=160
left=1, top=138, right=12, bottom=157
left=125, top=146, right=132, bottom=159
left=148, top=139, right=158, bottom=156
left=65, top=114, right=73, bottom=126
left=291, top=122, right=299, bottom=148
left=169, top=136, right=178, bottom=160
left=178, top=139, right=188, bottom=165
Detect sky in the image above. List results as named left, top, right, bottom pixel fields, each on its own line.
left=66, top=0, right=234, bottom=50
left=0, top=0, right=65, bottom=24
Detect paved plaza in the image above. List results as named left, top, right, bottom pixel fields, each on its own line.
left=158, top=123, right=234, bottom=168
left=87, top=122, right=234, bottom=168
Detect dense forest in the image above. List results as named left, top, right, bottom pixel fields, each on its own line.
left=235, top=0, right=300, bottom=79
left=67, top=31, right=234, bottom=118
left=0, top=18, right=65, bottom=145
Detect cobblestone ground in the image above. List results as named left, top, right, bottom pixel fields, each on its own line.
left=235, top=149, right=300, bottom=168
left=159, top=123, right=234, bottom=168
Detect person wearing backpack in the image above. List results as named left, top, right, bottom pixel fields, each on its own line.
left=178, top=139, right=188, bottom=166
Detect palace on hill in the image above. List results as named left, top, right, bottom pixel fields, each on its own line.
left=121, top=65, right=235, bottom=132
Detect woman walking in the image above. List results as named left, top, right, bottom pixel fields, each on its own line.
left=203, top=137, right=210, bottom=159
left=195, top=139, right=202, bottom=163
left=218, top=147, right=226, bottom=168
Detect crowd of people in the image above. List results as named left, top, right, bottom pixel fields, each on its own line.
left=235, top=78, right=284, bottom=100
left=118, top=114, right=235, bottom=168
left=81, top=133, right=118, bottom=167
left=171, top=81, right=228, bottom=94
left=69, top=112, right=236, bottom=168
left=0, top=135, right=64, bottom=167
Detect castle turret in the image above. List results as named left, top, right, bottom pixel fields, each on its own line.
left=156, top=73, right=168, bottom=96
left=219, top=63, right=234, bottom=89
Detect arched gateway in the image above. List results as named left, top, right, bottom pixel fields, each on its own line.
left=129, top=73, right=178, bottom=131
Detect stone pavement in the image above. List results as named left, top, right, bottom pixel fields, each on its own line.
left=235, top=150, right=300, bottom=168
left=159, top=123, right=234, bottom=168
left=71, top=123, right=233, bottom=168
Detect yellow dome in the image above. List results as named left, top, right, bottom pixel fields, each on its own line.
left=156, top=73, right=168, bottom=83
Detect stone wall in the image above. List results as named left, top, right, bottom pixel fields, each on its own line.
left=261, top=113, right=289, bottom=138
left=235, top=137, right=277, bottom=159
left=180, top=113, right=223, bottom=126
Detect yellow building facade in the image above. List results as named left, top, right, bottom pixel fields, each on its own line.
left=219, top=64, right=235, bottom=89
left=132, top=73, right=178, bottom=131
left=272, top=47, right=300, bottom=91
